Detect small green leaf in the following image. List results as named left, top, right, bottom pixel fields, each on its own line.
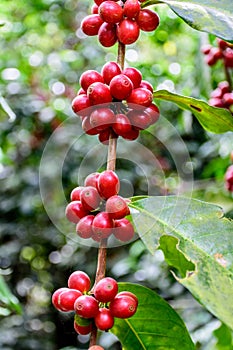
left=129, top=196, right=233, bottom=330
left=0, top=275, right=22, bottom=315
left=153, top=90, right=233, bottom=133
left=111, top=282, right=195, bottom=350
left=214, top=323, right=233, bottom=349
left=143, top=0, right=233, bottom=42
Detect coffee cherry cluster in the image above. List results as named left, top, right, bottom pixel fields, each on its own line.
left=65, top=170, right=135, bottom=242
left=81, top=0, right=160, bottom=47
left=52, top=271, right=138, bottom=335
left=202, top=39, right=233, bottom=67
left=72, top=62, right=160, bottom=142
left=225, top=164, right=233, bottom=192
left=208, top=81, right=233, bottom=113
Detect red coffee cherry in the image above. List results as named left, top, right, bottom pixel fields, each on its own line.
left=94, top=0, right=105, bottom=6
left=109, top=294, right=138, bottom=318
left=116, top=291, right=138, bottom=307
left=76, top=214, right=95, bottom=239
left=95, top=308, right=114, bottom=331
left=89, top=345, right=105, bottom=350
left=74, top=321, right=93, bottom=335
left=72, top=94, right=91, bottom=115
left=218, top=81, right=230, bottom=95
left=52, top=288, right=69, bottom=310
left=74, top=295, right=99, bottom=318
left=127, top=110, right=152, bottom=130
left=94, top=277, right=118, bottom=302
left=144, top=103, right=160, bottom=124
left=80, top=186, right=101, bottom=211
left=127, top=88, right=153, bottom=107
left=122, top=67, right=142, bottom=89
left=92, top=212, right=114, bottom=240
left=98, top=22, right=118, bottom=47
left=223, top=92, right=233, bottom=106
left=109, top=74, right=133, bottom=100
left=205, top=53, right=218, bottom=66
left=113, top=114, right=132, bottom=136
left=140, top=80, right=153, bottom=93
left=99, top=1, right=123, bottom=24
left=98, top=128, right=118, bottom=145
left=201, top=44, right=212, bottom=55
left=224, top=48, right=233, bottom=68
left=225, top=165, right=233, bottom=192
left=80, top=70, right=104, bottom=92
left=68, top=270, right=91, bottom=292
left=82, top=116, right=100, bottom=135
left=209, top=98, right=224, bottom=108
left=106, top=195, right=129, bottom=219
left=122, top=127, right=139, bottom=141
left=97, top=170, right=120, bottom=199
left=91, top=4, right=99, bottom=14
left=58, top=289, right=82, bottom=312
left=88, top=82, right=112, bottom=105
left=90, top=108, right=116, bottom=132
left=65, top=201, right=89, bottom=224
left=81, top=15, right=104, bottom=36
left=136, top=9, right=160, bottom=32
left=116, top=19, right=140, bottom=45
left=70, top=186, right=85, bottom=201
left=101, top=61, right=122, bottom=85
left=123, top=0, right=141, bottom=19
left=114, top=218, right=134, bottom=242
left=84, top=172, right=100, bottom=189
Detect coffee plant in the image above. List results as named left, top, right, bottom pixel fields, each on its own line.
left=0, top=1, right=233, bottom=349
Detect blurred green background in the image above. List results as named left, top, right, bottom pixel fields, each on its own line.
left=0, top=1, right=233, bottom=349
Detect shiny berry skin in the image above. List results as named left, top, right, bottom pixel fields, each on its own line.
left=80, top=186, right=101, bottom=211
left=68, top=270, right=91, bottom=292
left=65, top=201, right=89, bottom=224
left=136, top=9, right=160, bottom=32
left=70, top=186, right=85, bottom=201
left=74, top=321, right=92, bottom=335
left=144, top=103, right=160, bottom=124
left=114, top=218, right=134, bottom=242
left=98, top=22, right=117, bottom=47
left=80, top=70, right=104, bottom=92
left=76, top=215, right=95, bottom=239
left=210, top=88, right=223, bottom=99
left=127, top=88, right=153, bottom=107
left=94, top=277, right=118, bottom=302
left=109, top=294, right=137, bottom=318
left=58, top=289, right=82, bottom=312
left=106, top=195, right=129, bottom=219
left=113, top=114, right=132, bottom=136
left=116, top=291, right=138, bottom=307
left=74, top=295, right=99, bottom=318
left=122, top=67, right=142, bottom=89
left=116, top=19, right=140, bottom=45
left=97, top=170, right=120, bottom=199
left=82, top=116, right=100, bottom=135
left=72, top=94, right=90, bottom=115
left=127, top=110, right=152, bottom=130
left=91, top=4, right=99, bottom=14
left=101, top=61, right=122, bottom=85
left=218, top=81, right=230, bottom=95
left=205, top=53, right=218, bottom=66
left=99, top=1, right=123, bottom=24
left=90, top=108, right=115, bottom=131
left=92, top=212, right=114, bottom=240
left=89, top=346, right=105, bottom=350
left=84, top=172, right=100, bottom=189
left=122, top=127, right=139, bottom=141
left=123, top=0, right=141, bottom=19
left=88, top=82, right=112, bottom=105
left=94, top=0, right=105, bottom=5
left=52, top=288, right=69, bottom=310
left=81, top=14, right=104, bottom=36
left=95, top=308, right=114, bottom=331
left=98, top=128, right=117, bottom=145
left=223, top=92, right=233, bottom=106
left=140, top=80, right=153, bottom=93
left=208, top=98, right=224, bottom=108
left=110, top=74, right=133, bottom=100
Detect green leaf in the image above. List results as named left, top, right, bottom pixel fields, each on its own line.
left=111, top=283, right=195, bottom=350
left=129, top=196, right=233, bottom=330
left=214, top=323, right=233, bottom=350
left=143, top=0, right=233, bottom=42
left=153, top=90, right=233, bottom=133
left=0, top=275, right=22, bottom=315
